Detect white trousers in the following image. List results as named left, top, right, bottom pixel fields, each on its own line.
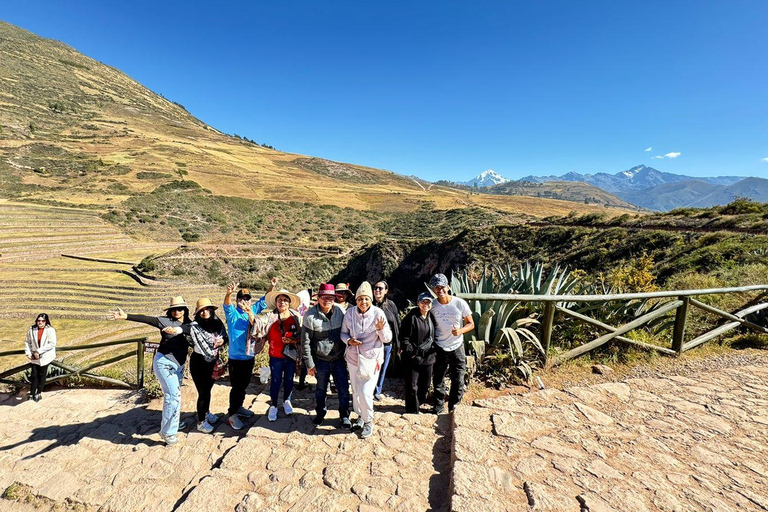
left=347, top=361, right=380, bottom=423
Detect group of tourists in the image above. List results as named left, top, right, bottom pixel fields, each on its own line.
left=24, top=273, right=475, bottom=446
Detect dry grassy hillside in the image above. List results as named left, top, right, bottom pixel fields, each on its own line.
left=0, top=20, right=631, bottom=218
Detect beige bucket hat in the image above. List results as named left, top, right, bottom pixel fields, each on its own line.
left=193, top=297, right=218, bottom=316
left=164, top=296, right=188, bottom=310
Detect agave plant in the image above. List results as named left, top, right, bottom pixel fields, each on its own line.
left=451, top=262, right=574, bottom=380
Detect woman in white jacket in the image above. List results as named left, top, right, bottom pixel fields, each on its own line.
left=341, top=281, right=392, bottom=439
left=24, top=313, right=57, bottom=402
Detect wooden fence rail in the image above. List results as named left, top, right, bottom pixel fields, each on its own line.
left=458, top=284, right=768, bottom=367
left=0, top=336, right=149, bottom=389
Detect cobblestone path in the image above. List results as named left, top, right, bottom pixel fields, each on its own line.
left=4, top=361, right=768, bottom=511
left=452, top=363, right=768, bottom=511
left=0, top=378, right=451, bottom=512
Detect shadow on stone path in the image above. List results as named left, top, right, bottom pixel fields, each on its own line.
left=0, top=377, right=452, bottom=512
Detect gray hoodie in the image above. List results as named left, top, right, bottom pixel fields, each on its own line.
left=301, top=303, right=346, bottom=369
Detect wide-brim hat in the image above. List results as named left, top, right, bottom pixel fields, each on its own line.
left=164, top=296, right=188, bottom=310
left=265, top=289, right=301, bottom=310
left=194, top=297, right=218, bottom=316
left=335, top=283, right=355, bottom=299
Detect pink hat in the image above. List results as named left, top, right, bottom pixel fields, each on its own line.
left=317, top=283, right=336, bottom=296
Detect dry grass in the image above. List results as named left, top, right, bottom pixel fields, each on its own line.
left=0, top=23, right=637, bottom=219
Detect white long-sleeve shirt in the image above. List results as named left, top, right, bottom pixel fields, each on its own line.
left=341, top=305, right=392, bottom=367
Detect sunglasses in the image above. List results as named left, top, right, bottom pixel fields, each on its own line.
left=36, top=319, right=47, bottom=323
left=373, top=286, right=386, bottom=291
left=169, top=307, right=185, bottom=312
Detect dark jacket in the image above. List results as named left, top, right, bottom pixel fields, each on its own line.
left=301, top=304, right=346, bottom=368
left=399, top=308, right=437, bottom=365
left=374, top=298, right=401, bottom=351
left=127, top=314, right=191, bottom=365
left=190, top=316, right=228, bottom=362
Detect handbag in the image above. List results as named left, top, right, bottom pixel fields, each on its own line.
left=356, top=346, right=379, bottom=380
left=211, top=356, right=226, bottom=380
left=282, top=343, right=298, bottom=361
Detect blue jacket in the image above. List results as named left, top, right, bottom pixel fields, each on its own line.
left=223, top=295, right=267, bottom=360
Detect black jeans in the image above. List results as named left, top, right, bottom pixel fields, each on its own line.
left=228, top=358, right=255, bottom=417
left=432, top=344, right=466, bottom=411
left=30, top=364, right=49, bottom=395
left=405, top=357, right=433, bottom=413
left=190, top=352, right=215, bottom=422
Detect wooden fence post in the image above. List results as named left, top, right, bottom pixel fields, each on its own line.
left=136, top=339, right=145, bottom=390
left=541, top=301, right=556, bottom=366
left=672, top=296, right=689, bottom=355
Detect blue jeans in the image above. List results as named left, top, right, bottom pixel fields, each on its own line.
left=269, top=356, right=295, bottom=405
left=153, top=353, right=184, bottom=437
left=375, top=344, right=393, bottom=396
left=315, top=358, right=350, bottom=418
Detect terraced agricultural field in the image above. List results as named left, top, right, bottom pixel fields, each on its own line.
left=0, top=201, right=224, bottom=376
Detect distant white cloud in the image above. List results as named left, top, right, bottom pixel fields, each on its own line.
left=652, top=155, right=664, bottom=159
left=644, top=147, right=652, bottom=152
left=762, top=157, right=768, bottom=163
left=665, top=152, right=681, bottom=159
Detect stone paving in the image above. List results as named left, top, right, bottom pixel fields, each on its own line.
left=4, top=362, right=768, bottom=511
left=451, top=364, right=768, bottom=511
left=0, top=377, right=451, bottom=512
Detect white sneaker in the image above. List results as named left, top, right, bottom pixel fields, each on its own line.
left=197, top=420, right=214, bottom=433
left=206, top=412, right=219, bottom=424
left=227, top=414, right=244, bottom=430
left=268, top=406, right=278, bottom=422
left=283, top=400, right=293, bottom=416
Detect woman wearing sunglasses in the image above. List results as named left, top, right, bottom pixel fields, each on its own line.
left=24, top=313, right=57, bottom=402
left=110, top=297, right=191, bottom=446
left=372, top=280, right=400, bottom=401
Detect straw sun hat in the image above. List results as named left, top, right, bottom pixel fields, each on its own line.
left=265, top=289, right=302, bottom=310
left=164, top=296, right=188, bottom=311
left=193, top=298, right=218, bottom=316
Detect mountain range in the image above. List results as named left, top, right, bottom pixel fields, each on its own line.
left=463, top=165, right=768, bottom=211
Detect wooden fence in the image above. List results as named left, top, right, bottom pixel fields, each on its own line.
left=458, top=284, right=768, bottom=367
left=0, top=337, right=148, bottom=389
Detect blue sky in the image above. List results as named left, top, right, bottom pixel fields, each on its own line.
left=2, top=1, right=767, bottom=181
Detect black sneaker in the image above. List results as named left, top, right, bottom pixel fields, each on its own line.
left=312, top=414, right=325, bottom=426
left=432, top=405, right=445, bottom=415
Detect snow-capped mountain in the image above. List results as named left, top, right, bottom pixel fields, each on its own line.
left=517, top=165, right=752, bottom=210
left=462, top=169, right=510, bottom=187
left=519, top=165, right=743, bottom=194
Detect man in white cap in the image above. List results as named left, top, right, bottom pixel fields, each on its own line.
left=429, top=273, right=474, bottom=414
